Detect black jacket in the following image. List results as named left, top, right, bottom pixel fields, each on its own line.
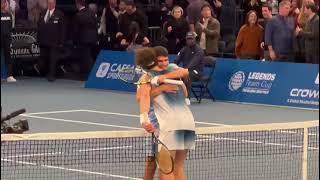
left=73, top=8, right=98, bottom=46
left=118, top=9, right=148, bottom=36
left=175, top=44, right=205, bottom=75
left=104, top=6, right=118, bottom=35
left=163, top=17, right=189, bottom=54
left=38, top=9, right=65, bottom=47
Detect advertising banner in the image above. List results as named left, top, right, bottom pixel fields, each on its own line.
left=211, top=59, right=319, bottom=109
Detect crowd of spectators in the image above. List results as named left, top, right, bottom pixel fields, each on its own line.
left=1, top=0, right=319, bottom=82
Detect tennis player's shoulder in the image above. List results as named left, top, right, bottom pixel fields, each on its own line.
left=167, top=63, right=179, bottom=72
left=137, top=74, right=151, bottom=89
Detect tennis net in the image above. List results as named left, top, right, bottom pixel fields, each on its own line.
left=1, top=120, right=318, bottom=180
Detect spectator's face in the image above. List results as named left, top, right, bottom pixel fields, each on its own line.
left=157, top=56, right=169, bottom=70
left=262, top=7, right=272, bottom=19
left=119, top=1, right=126, bottom=12
left=126, top=5, right=134, bottom=14
left=186, top=38, right=195, bottom=46
left=248, top=12, right=257, bottom=25
left=89, top=4, right=98, bottom=14
left=291, top=0, right=297, bottom=8
left=279, top=4, right=291, bottom=16
left=201, top=7, right=212, bottom=18
left=109, top=0, right=117, bottom=7
left=304, top=7, right=311, bottom=16
left=173, top=9, right=182, bottom=19
left=47, top=0, right=56, bottom=10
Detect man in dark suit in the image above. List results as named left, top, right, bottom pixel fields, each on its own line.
left=73, top=0, right=98, bottom=79
left=296, top=2, right=319, bottom=64
left=1, top=0, right=16, bottom=82
left=37, top=0, right=64, bottom=81
left=99, top=0, right=119, bottom=50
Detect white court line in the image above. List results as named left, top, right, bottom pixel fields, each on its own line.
left=78, top=146, right=132, bottom=152
left=6, top=146, right=133, bottom=158
left=24, top=110, right=85, bottom=115
left=20, top=114, right=142, bottom=130
left=196, top=137, right=319, bottom=150
left=24, top=109, right=232, bottom=127
left=1, top=158, right=142, bottom=180
left=81, top=109, right=232, bottom=126
left=23, top=109, right=318, bottom=135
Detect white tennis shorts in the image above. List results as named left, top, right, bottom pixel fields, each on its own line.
left=159, top=130, right=196, bottom=151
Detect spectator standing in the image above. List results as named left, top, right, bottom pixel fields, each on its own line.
left=259, top=3, right=273, bottom=28
left=27, top=0, right=47, bottom=26
left=289, top=0, right=301, bottom=21
left=99, top=0, right=119, bottom=50
left=295, top=2, right=319, bottom=64
left=235, top=10, right=264, bottom=60
left=117, top=0, right=148, bottom=41
left=162, top=5, right=189, bottom=54
left=186, top=0, right=209, bottom=32
left=265, top=0, right=295, bottom=62
left=160, top=0, right=176, bottom=25
left=259, top=3, right=273, bottom=60
left=37, top=0, right=64, bottom=82
left=217, top=0, right=237, bottom=55
left=297, top=0, right=316, bottom=29
left=73, top=0, right=98, bottom=79
left=218, top=0, right=237, bottom=37
left=1, top=0, right=16, bottom=82
left=195, top=4, right=220, bottom=55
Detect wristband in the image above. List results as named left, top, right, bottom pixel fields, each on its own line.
left=140, top=112, right=150, bottom=124
left=150, top=76, right=160, bottom=86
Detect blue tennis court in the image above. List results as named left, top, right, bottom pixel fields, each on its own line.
left=1, top=78, right=319, bottom=180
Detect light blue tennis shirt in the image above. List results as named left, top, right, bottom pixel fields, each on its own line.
left=148, top=64, right=195, bottom=132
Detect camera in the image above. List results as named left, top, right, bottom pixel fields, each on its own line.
left=1, top=108, right=29, bottom=134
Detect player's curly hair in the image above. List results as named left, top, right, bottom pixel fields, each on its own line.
left=135, top=48, right=157, bottom=70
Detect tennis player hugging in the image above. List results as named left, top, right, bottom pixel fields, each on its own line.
left=136, top=46, right=196, bottom=180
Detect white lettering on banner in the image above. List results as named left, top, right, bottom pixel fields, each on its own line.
left=96, top=63, right=135, bottom=79
left=229, top=71, right=276, bottom=94
left=96, top=63, right=110, bottom=78
left=110, top=64, right=134, bottom=72
left=315, top=74, right=319, bottom=85
left=1, top=17, right=11, bottom=21
left=290, top=89, right=319, bottom=99
left=242, top=72, right=276, bottom=95
left=248, top=72, right=276, bottom=81
left=287, top=99, right=319, bottom=105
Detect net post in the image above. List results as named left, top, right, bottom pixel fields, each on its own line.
left=302, top=127, right=309, bottom=180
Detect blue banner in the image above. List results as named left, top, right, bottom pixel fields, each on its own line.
left=210, top=59, right=319, bottom=109
left=85, top=50, right=177, bottom=92
left=85, top=50, right=137, bottom=92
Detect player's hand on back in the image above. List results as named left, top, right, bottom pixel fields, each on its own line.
left=161, top=84, right=179, bottom=93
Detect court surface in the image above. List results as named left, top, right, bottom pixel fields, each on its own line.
left=1, top=77, right=319, bottom=180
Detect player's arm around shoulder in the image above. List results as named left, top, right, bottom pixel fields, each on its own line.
left=136, top=74, right=152, bottom=102
left=158, top=66, right=189, bottom=84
